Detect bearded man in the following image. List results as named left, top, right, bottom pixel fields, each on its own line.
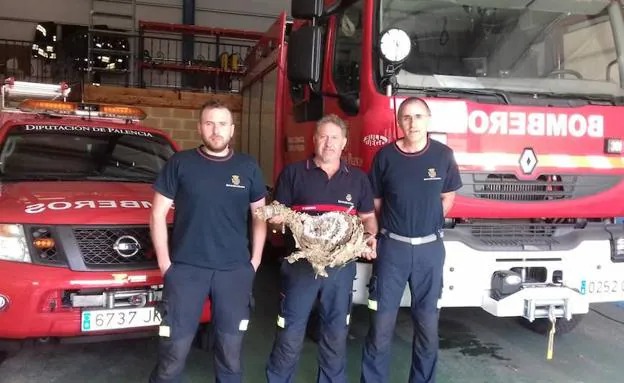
left=149, top=100, right=267, bottom=383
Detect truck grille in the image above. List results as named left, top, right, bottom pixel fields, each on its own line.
left=473, top=174, right=571, bottom=201
left=469, top=223, right=561, bottom=247
left=73, top=227, right=157, bottom=266
left=459, top=173, right=621, bottom=202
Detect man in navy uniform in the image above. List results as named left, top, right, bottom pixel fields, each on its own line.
left=149, top=100, right=267, bottom=383
left=360, top=97, right=462, bottom=383
left=265, top=114, right=378, bottom=383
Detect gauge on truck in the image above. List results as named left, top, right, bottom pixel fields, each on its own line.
left=379, top=28, right=411, bottom=63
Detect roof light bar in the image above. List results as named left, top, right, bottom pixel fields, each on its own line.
left=18, top=99, right=147, bottom=121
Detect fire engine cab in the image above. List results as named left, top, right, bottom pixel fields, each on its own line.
left=240, top=0, right=624, bottom=345
left=0, top=79, right=210, bottom=356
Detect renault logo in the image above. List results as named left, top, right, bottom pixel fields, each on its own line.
left=519, top=148, right=538, bottom=174
left=113, top=235, right=141, bottom=258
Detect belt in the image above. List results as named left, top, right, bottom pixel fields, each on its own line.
left=380, top=228, right=443, bottom=245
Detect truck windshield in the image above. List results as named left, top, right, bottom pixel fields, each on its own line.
left=379, top=0, right=624, bottom=97
left=0, top=125, right=175, bottom=182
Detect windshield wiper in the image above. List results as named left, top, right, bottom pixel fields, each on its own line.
left=529, top=92, right=624, bottom=105
left=396, top=85, right=511, bottom=104
left=83, top=175, right=155, bottom=183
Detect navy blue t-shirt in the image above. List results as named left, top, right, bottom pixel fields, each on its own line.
left=369, top=139, right=462, bottom=237
left=153, top=147, right=267, bottom=269
left=274, top=158, right=375, bottom=216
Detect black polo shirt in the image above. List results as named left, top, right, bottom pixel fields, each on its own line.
left=274, top=158, right=375, bottom=216
left=370, top=139, right=462, bottom=237
left=153, top=146, right=267, bottom=270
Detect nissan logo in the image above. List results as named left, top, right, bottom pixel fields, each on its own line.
left=113, top=235, right=141, bottom=258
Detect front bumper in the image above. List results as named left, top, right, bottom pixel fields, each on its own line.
left=0, top=261, right=210, bottom=339
left=352, top=231, right=623, bottom=320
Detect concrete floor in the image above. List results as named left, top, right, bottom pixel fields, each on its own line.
left=2, top=259, right=624, bottom=383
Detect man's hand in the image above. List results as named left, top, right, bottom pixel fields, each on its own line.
left=160, top=261, right=172, bottom=277
left=360, top=234, right=377, bottom=260
left=251, top=257, right=261, bottom=272
left=268, top=215, right=285, bottom=225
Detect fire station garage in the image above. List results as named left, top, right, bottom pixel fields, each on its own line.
left=2, top=0, right=624, bottom=382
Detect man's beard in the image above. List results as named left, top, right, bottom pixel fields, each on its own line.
left=203, top=136, right=230, bottom=153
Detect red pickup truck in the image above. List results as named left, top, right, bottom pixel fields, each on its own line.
left=0, top=79, right=210, bottom=357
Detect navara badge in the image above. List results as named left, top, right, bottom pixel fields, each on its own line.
left=113, top=235, right=141, bottom=258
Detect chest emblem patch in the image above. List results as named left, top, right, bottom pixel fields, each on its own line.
left=226, top=174, right=245, bottom=189
left=338, top=193, right=354, bottom=206
left=424, top=168, right=441, bottom=181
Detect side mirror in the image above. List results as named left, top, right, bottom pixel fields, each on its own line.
left=287, top=26, right=322, bottom=84
left=291, top=0, right=323, bottom=19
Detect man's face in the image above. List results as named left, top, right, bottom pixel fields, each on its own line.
left=313, top=122, right=347, bottom=164
left=398, top=101, right=430, bottom=144
left=198, top=107, right=234, bottom=152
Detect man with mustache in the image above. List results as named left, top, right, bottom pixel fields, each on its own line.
left=360, top=97, right=462, bottom=383
left=265, top=114, right=378, bottom=383
left=149, top=100, right=267, bottom=383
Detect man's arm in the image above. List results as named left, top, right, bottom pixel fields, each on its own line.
left=359, top=211, right=378, bottom=236
left=373, top=198, right=383, bottom=222
left=250, top=197, right=267, bottom=271
left=441, top=191, right=456, bottom=217
left=358, top=210, right=378, bottom=260
left=150, top=192, right=174, bottom=276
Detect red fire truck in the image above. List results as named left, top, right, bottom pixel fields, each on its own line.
left=0, top=79, right=210, bottom=357
left=241, top=0, right=624, bottom=336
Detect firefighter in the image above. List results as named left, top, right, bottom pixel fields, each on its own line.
left=265, top=114, right=378, bottom=383
left=148, top=100, right=267, bottom=383
left=360, top=97, right=462, bottom=383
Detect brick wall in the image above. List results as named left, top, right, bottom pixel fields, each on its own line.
left=82, top=85, right=242, bottom=151
left=142, top=106, right=242, bottom=151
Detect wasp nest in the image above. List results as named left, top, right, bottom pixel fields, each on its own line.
left=254, top=201, right=372, bottom=278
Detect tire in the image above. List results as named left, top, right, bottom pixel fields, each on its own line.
left=518, top=314, right=584, bottom=336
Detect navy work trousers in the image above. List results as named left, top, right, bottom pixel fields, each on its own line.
left=360, top=233, right=445, bottom=383
left=266, top=260, right=356, bottom=383
left=149, top=262, right=256, bottom=383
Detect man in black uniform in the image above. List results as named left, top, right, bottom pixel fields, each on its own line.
left=149, top=100, right=267, bottom=383
left=360, top=97, right=462, bottom=383
left=265, top=114, right=378, bottom=383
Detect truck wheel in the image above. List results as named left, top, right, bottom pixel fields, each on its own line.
left=518, top=314, right=584, bottom=335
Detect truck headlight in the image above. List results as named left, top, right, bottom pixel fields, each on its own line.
left=0, top=224, right=31, bottom=263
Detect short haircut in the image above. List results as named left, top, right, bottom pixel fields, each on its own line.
left=315, top=113, right=348, bottom=137
left=397, top=97, right=431, bottom=119
left=199, top=100, right=232, bottom=122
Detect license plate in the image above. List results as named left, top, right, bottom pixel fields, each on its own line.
left=81, top=307, right=161, bottom=332
left=581, top=280, right=624, bottom=295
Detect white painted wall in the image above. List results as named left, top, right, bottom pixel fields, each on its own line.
left=0, top=0, right=290, bottom=41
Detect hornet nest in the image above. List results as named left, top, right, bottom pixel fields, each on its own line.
left=254, top=201, right=372, bottom=277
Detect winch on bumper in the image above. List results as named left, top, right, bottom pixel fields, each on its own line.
left=69, top=287, right=162, bottom=309
left=484, top=270, right=589, bottom=321
left=351, top=223, right=624, bottom=331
